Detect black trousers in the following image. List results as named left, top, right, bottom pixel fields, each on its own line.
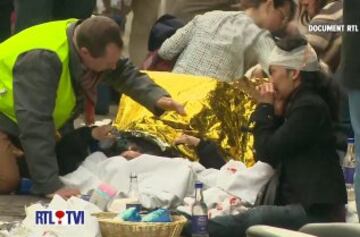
left=14, top=0, right=96, bottom=33
left=17, top=127, right=95, bottom=178
left=182, top=204, right=345, bottom=237
left=0, top=0, right=13, bottom=42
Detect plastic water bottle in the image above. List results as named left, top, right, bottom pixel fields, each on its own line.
left=191, top=181, right=209, bottom=237
left=343, top=138, right=357, bottom=201
left=126, top=172, right=142, bottom=211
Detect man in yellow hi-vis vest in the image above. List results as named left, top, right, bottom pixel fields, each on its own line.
left=0, top=16, right=186, bottom=198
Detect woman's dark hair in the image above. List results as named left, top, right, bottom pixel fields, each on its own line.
left=242, top=0, right=297, bottom=21
left=101, top=135, right=181, bottom=158
left=276, top=34, right=308, bottom=50
left=276, top=35, right=340, bottom=122
left=299, top=0, right=331, bottom=25
left=300, top=70, right=340, bottom=122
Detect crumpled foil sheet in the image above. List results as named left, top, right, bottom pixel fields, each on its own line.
left=114, top=71, right=265, bottom=167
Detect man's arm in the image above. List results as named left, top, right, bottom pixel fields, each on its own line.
left=103, top=58, right=171, bottom=116
left=13, top=50, right=63, bottom=195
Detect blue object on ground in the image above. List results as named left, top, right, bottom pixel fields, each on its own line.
left=17, top=178, right=32, bottom=195
left=121, top=207, right=142, bottom=222
left=142, top=208, right=172, bottom=222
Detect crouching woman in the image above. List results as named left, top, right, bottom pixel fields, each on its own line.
left=248, top=36, right=347, bottom=229
left=181, top=36, right=347, bottom=237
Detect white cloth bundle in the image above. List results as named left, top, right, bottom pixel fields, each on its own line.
left=60, top=152, right=274, bottom=210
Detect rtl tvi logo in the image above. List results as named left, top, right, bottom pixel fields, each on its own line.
left=35, top=210, right=85, bottom=225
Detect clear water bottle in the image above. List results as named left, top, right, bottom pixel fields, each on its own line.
left=126, top=172, right=142, bottom=211
left=191, top=181, right=209, bottom=237
left=343, top=138, right=357, bottom=201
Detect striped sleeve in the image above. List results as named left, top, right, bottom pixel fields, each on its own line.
left=306, top=1, right=343, bottom=52
left=306, top=18, right=334, bottom=51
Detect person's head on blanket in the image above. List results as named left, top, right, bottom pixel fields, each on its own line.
left=100, top=131, right=180, bottom=159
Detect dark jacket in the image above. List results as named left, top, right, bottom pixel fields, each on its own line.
left=342, top=0, right=360, bottom=89
left=252, top=85, right=347, bottom=208
left=0, top=21, right=169, bottom=195
left=196, top=140, right=226, bottom=169
left=148, top=14, right=184, bottom=52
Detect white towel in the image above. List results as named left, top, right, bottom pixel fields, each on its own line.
left=216, top=160, right=275, bottom=204
left=61, top=152, right=202, bottom=209
left=60, top=153, right=274, bottom=210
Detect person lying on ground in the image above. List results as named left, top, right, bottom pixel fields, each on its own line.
left=0, top=16, right=186, bottom=199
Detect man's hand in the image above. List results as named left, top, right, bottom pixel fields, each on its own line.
left=91, top=125, right=115, bottom=141
left=174, top=134, right=201, bottom=147
left=46, top=187, right=81, bottom=200
left=156, top=97, right=187, bottom=116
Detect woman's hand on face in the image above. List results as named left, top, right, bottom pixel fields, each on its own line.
left=174, top=134, right=201, bottom=147
left=256, top=82, right=275, bottom=104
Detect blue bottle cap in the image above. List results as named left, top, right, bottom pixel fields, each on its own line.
left=195, top=181, right=203, bottom=189
left=348, top=138, right=355, bottom=144
left=17, top=178, right=33, bottom=195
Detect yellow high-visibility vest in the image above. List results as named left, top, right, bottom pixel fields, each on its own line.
left=0, top=19, right=77, bottom=128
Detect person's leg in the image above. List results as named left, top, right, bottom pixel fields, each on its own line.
left=0, top=0, right=13, bottom=42
left=334, top=70, right=354, bottom=151
left=182, top=204, right=308, bottom=237
left=169, top=0, right=232, bottom=23
left=95, top=83, right=111, bottom=115
left=164, top=0, right=176, bottom=15
left=56, top=127, right=94, bottom=176
left=53, top=0, right=96, bottom=20
left=14, top=0, right=54, bottom=33
left=348, top=89, right=360, bottom=221
left=129, top=0, right=161, bottom=66
left=0, top=131, right=21, bottom=193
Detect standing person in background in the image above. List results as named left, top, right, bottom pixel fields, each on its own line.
left=0, top=0, right=13, bottom=42
left=299, top=0, right=351, bottom=151
left=101, top=0, right=162, bottom=66
left=14, top=0, right=97, bottom=33
left=299, top=0, right=343, bottom=73
left=342, top=0, right=360, bottom=221
left=165, top=0, right=243, bottom=23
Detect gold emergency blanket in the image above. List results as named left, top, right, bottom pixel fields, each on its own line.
left=114, top=71, right=260, bottom=166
